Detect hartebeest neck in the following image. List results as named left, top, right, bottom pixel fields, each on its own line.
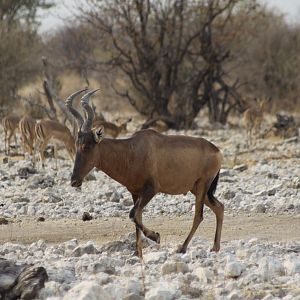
left=95, top=138, right=133, bottom=186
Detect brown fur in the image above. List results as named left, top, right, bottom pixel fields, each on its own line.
left=71, top=128, right=224, bottom=257
left=35, top=120, right=75, bottom=168
left=19, top=116, right=37, bottom=155
left=2, top=116, right=20, bottom=155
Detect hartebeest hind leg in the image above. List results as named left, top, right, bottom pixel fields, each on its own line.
left=177, top=179, right=207, bottom=254
left=204, top=195, right=224, bottom=252
left=130, top=185, right=160, bottom=257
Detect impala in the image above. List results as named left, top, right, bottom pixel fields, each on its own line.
left=244, top=97, right=271, bottom=146
left=35, top=119, right=75, bottom=168
left=92, top=118, right=132, bottom=138
left=66, top=89, right=224, bottom=258
left=2, top=115, right=20, bottom=155
left=19, top=115, right=37, bottom=155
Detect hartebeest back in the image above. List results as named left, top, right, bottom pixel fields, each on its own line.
left=66, top=89, right=224, bottom=258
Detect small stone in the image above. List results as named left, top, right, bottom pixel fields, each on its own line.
left=225, top=261, right=244, bottom=278
left=85, top=173, right=96, bottom=181
left=37, top=217, right=45, bottom=222
left=284, top=259, right=300, bottom=275
left=143, top=251, right=167, bottom=264
left=268, top=173, right=279, bottom=179
left=63, top=280, right=112, bottom=300
left=146, top=283, right=181, bottom=300
left=161, top=262, right=189, bottom=275
left=123, top=293, right=144, bottom=300
left=255, top=204, right=266, bottom=213
left=228, top=290, right=242, bottom=300
left=223, top=190, right=236, bottom=200
left=194, top=267, right=214, bottom=284
left=0, top=217, right=9, bottom=225
left=283, top=136, right=298, bottom=144
left=233, top=164, right=248, bottom=172
left=64, top=239, right=78, bottom=251
left=121, top=197, right=133, bottom=207
left=267, top=184, right=282, bottom=196
left=258, top=257, right=284, bottom=280
left=3, top=157, right=8, bottom=164
left=17, top=167, right=36, bottom=179
left=11, top=197, right=30, bottom=203
left=110, top=192, right=122, bottom=203
left=161, top=262, right=177, bottom=275
left=82, top=212, right=93, bottom=222
left=72, top=242, right=97, bottom=257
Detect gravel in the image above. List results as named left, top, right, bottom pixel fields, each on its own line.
left=0, top=124, right=299, bottom=299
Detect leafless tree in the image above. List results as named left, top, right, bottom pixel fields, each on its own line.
left=77, top=0, right=256, bottom=128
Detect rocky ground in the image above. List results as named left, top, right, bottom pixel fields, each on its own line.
left=0, top=122, right=299, bottom=299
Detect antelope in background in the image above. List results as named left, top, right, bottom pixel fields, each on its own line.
left=19, top=115, right=37, bottom=156
left=35, top=120, right=75, bottom=168
left=2, top=115, right=20, bottom=155
left=92, top=117, right=132, bottom=138
left=66, top=89, right=224, bottom=258
left=243, top=97, right=271, bottom=147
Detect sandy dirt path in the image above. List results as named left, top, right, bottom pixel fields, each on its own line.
left=1, top=214, right=299, bottom=246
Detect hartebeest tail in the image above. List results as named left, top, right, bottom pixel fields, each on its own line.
left=66, top=88, right=224, bottom=258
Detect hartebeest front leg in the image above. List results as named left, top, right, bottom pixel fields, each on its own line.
left=129, top=185, right=160, bottom=257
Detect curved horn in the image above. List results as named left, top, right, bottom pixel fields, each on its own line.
left=65, top=88, right=88, bottom=129
left=81, top=89, right=100, bottom=132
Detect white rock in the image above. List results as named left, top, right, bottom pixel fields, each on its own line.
left=143, top=251, right=167, bottom=264
left=39, top=281, right=65, bottom=299
left=161, top=262, right=189, bottom=275
left=225, top=261, right=244, bottom=278
left=193, top=267, right=214, bottom=284
left=126, top=279, right=143, bottom=295
left=63, top=281, right=112, bottom=300
left=146, top=282, right=181, bottom=300
left=72, top=242, right=97, bottom=257
left=258, top=257, right=284, bottom=280
left=228, top=290, right=242, bottom=300
left=104, top=283, right=126, bottom=299
left=284, top=258, right=300, bottom=275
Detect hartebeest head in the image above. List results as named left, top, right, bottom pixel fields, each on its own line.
left=66, top=88, right=103, bottom=187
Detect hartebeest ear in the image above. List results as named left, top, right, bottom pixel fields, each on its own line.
left=93, top=125, right=104, bottom=143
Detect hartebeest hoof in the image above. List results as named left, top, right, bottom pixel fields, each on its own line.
left=210, top=245, right=220, bottom=252
left=176, top=245, right=186, bottom=254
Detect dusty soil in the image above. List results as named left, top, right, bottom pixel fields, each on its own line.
left=1, top=214, right=299, bottom=247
